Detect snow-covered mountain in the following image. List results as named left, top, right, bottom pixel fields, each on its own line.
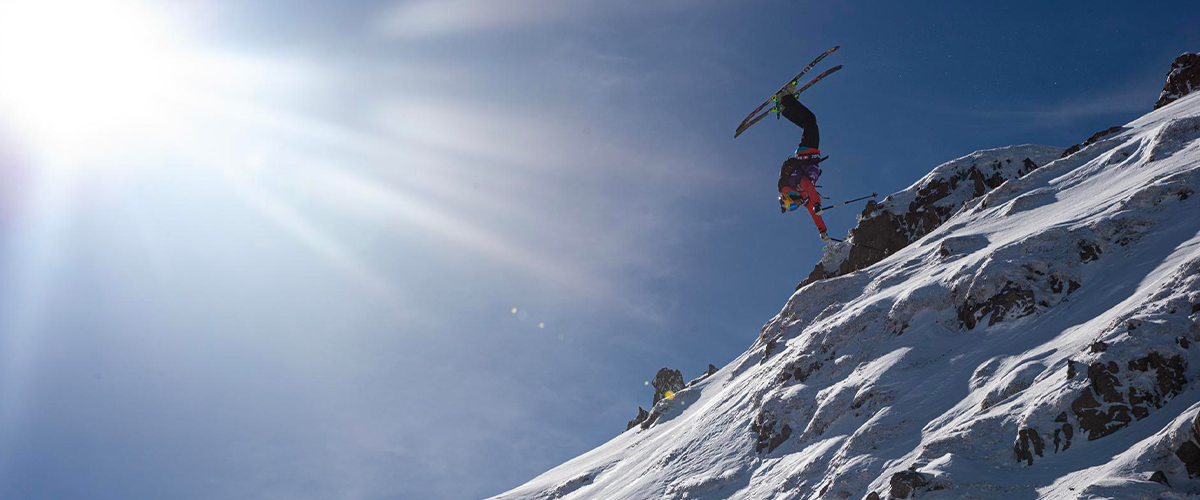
left=490, top=67, right=1200, bottom=499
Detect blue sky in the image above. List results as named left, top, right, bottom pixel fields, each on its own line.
left=1, top=1, right=1198, bottom=499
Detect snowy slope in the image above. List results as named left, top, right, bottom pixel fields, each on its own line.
left=490, top=92, right=1200, bottom=500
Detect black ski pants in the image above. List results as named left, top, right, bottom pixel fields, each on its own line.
left=780, top=93, right=819, bottom=150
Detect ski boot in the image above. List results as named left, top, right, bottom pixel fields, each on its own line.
left=770, top=81, right=800, bottom=116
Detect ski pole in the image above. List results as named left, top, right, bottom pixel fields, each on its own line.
left=815, top=192, right=877, bottom=214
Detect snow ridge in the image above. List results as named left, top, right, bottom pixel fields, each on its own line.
left=491, top=93, right=1200, bottom=500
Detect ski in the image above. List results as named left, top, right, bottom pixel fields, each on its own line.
left=734, top=64, right=843, bottom=138
left=815, top=191, right=876, bottom=214
left=734, top=46, right=839, bottom=138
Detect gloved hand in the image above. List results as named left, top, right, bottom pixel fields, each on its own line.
left=820, top=231, right=831, bottom=242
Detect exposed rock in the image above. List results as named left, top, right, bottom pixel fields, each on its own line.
left=1052, top=421, right=1074, bottom=453
left=864, top=492, right=880, bottom=500
left=1193, top=410, right=1200, bottom=444
left=957, top=282, right=1037, bottom=330
left=777, top=358, right=824, bottom=384
left=1014, top=428, right=1045, bottom=465
left=1088, top=362, right=1124, bottom=404
left=1069, top=362, right=1133, bottom=441
left=625, top=367, right=688, bottom=431
left=750, top=411, right=791, bottom=454
left=1067, top=353, right=1187, bottom=442
left=687, top=363, right=721, bottom=387
left=639, top=409, right=661, bottom=430
left=888, top=470, right=930, bottom=499
left=798, top=148, right=1060, bottom=290
left=1060, top=126, right=1124, bottom=158
left=1126, top=352, right=1187, bottom=416
left=652, top=368, right=685, bottom=406
left=1177, top=440, right=1200, bottom=477
left=1078, top=240, right=1102, bottom=262
left=1149, top=470, right=1170, bottom=487
left=626, top=407, right=649, bottom=431
left=1048, top=275, right=1081, bottom=295
left=1155, top=52, right=1200, bottom=109
left=762, top=338, right=779, bottom=364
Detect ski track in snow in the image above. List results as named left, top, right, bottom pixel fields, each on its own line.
left=490, top=92, right=1200, bottom=500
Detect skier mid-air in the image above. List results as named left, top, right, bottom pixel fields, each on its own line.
left=774, top=93, right=829, bottom=242
left=734, top=46, right=874, bottom=244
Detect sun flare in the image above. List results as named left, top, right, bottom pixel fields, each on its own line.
left=0, top=0, right=185, bottom=150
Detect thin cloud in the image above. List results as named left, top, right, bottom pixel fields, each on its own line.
left=371, top=0, right=576, bottom=38
left=370, top=0, right=712, bottom=39
left=917, top=85, right=1154, bottom=125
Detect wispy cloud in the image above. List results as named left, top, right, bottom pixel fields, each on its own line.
left=369, top=0, right=707, bottom=39
left=916, top=84, right=1154, bottom=126
left=371, top=0, right=578, bottom=38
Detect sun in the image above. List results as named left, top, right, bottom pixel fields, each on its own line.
left=0, top=0, right=185, bottom=152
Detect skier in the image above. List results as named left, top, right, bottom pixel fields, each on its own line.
left=775, top=93, right=830, bottom=241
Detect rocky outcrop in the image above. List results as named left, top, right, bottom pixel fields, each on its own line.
left=1066, top=351, right=1187, bottom=443
left=799, top=146, right=1062, bottom=290
left=1177, top=412, right=1200, bottom=477
left=626, top=366, right=711, bottom=432
left=652, top=368, right=684, bottom=406
left=888, top=470, right=930, bottom=499
left=626, top=407, right=649, bottom=431
left=750, top=410, right=791, bottom=454
left=1156, top=52, right=1200, bottom=109
left=1014, top=427, right=1046, bottom=466
left=1060, top=126, right=1124, bottom=158
left=957, top=282, right=1037, bottom=330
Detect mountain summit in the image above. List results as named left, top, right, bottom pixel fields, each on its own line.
left=491, top=57, right=1200, bottom=500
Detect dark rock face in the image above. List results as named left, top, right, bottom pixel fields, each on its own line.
left=776, top=356, right=825, bottom=384
left=1149, top=470, right=1170, bottom=487
left=799, top=156, right=1049, bottom=290
left=1078, top=240, right=1103, bottom=262
left=1178, top=440, right=1200, bottom=477
left=750, top=411, right=791, bottom=454
left=957, top=282, right=1037, bottom=330
left=1127, top=353, right=1187, bottom=415
left=888, top=470, right=930, bottom=499
left=1156, top=52, right=1200, bottom=109
left=762, top=338, right=780, bottom=364
left=626, top=407, right=649, bottom=431
left=1181, top=412, right=1200, bottom=477
left=1061, top=126, right=1124, bottom=159
left=687, top=363, right=721, bottom=387
left=864, top=492, right=880, bottom=500
left=652, top=368, right=685, bottom=406
left=1069, top=353, right=1187, bottom=441
left=1051, top=413, right=1074, bottom=453
left=628, top=366, right=701, bottom=431
left=1014, top=428, right=1045, bottom=465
